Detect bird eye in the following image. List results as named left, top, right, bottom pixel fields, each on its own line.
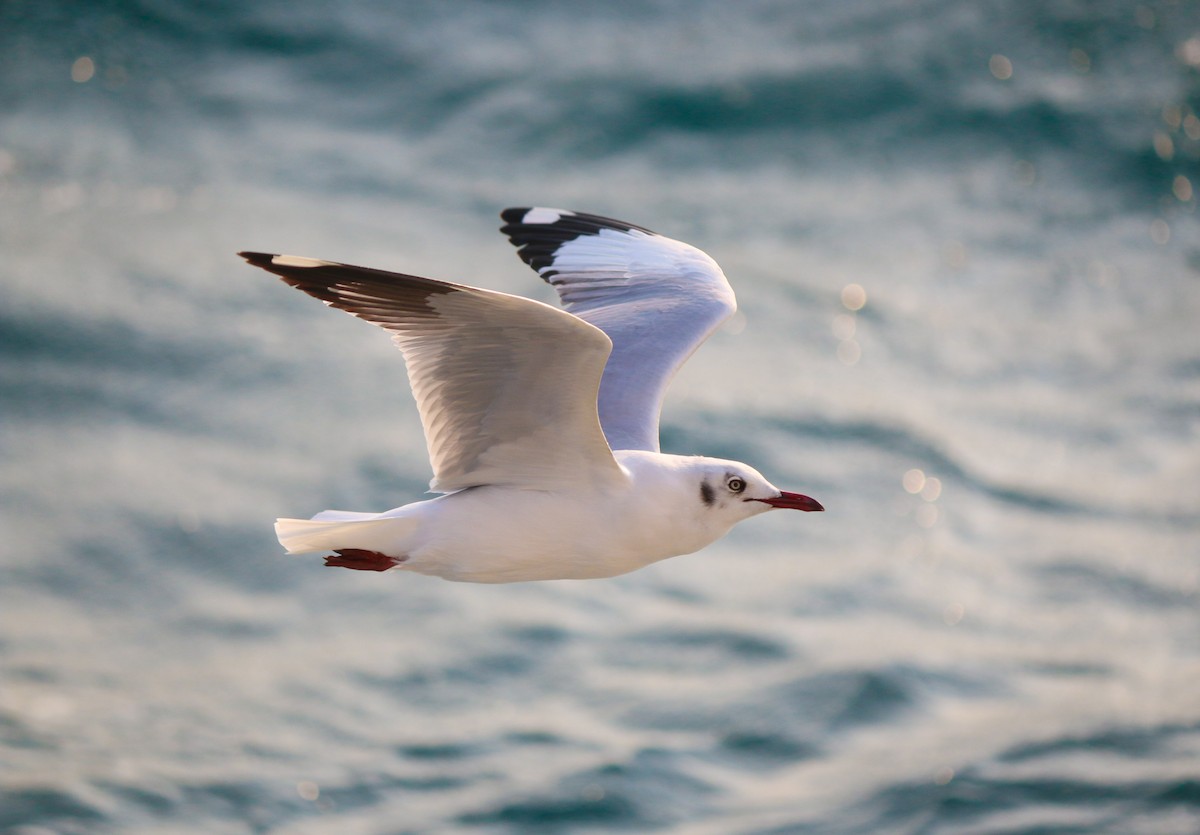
left=727, top=477, right=746, bottom=493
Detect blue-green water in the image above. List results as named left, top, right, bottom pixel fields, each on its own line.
left=2, top=1, right=1199, bottom=832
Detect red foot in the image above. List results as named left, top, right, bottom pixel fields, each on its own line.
left=324, top=549, right=403, bottom=572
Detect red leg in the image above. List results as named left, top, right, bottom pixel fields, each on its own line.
left=324, top=549, right=403, bottom=571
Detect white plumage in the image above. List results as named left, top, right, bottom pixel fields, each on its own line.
left=241, top=207, right=821, bottom=583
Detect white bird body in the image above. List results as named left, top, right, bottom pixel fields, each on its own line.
left=276, top=451, right=779, bottom=583
left=243, top=207, right=822, bottom=583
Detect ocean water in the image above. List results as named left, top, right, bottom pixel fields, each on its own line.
left=2, top=0, right=1199, bottom=832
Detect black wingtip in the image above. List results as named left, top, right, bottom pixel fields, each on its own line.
left=499, top=207, right=531, bottom=224
left=238, top=251, right=277, bottom=267
left=498, top=206, right=656, bottom=236
left=498, top=207, right=659, bottom=279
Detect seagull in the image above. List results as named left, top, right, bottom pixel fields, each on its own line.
left=240, top=207, right=822, bottom=583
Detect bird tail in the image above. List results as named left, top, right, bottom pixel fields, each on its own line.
left=274, top=513, right=417, bottom=555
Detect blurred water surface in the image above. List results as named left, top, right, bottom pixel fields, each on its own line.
left=2, top=1, right=1199, bottom=832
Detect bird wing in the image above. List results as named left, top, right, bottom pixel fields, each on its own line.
left=499, top=208, right=737, bottom=452
left=240, top=252, right=625, bottom=493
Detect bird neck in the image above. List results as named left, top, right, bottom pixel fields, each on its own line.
left=611, top=450, right=738, bottom=557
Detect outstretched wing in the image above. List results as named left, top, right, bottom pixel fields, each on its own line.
left=499, top=208, right=736, bottom=452
left=241, top=252, right=624, bottom=493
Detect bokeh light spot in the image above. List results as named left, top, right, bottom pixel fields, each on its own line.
left=71, top=56, right=95, bottom=83
left=1173, top=175, right=1193, bottom=202
left=1178, top=37, right=1200, bottom=68
left=921, top=477, right=942, bottom=502
left=1153, top=132, right=1175, bottom=162
left=903, top=469, right=926, bottom=494
left=297, top=781, right=319, bottom=801
left=989, top=54, right=1013, bottom=80
left=840, top=283, right=866, bottom=311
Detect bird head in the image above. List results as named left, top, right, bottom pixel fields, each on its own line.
left=692, top=458, right=823, bottom=522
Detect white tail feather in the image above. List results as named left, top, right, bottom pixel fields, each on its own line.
left=274, top=515, right=418, bottom=555
left=311, top=509, right=381, bottom=522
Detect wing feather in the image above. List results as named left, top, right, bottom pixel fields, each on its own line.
left=240, top=252, right=623, bottom=492
left=500, top=208, right=737, bottom=452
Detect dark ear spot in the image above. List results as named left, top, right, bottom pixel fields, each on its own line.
left=699, top=481, right=716, bottom=507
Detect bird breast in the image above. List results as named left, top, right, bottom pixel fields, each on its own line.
left=405, top=476, right=719, bottom=582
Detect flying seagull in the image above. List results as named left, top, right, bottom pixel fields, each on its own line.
left=240, top=207, right=822, bottom=583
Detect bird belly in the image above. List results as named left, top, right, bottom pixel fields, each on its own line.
left=401, top=487, right=684, bottom=583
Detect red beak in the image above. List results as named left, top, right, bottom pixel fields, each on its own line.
left=752, top=491, right=824, bottom=512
